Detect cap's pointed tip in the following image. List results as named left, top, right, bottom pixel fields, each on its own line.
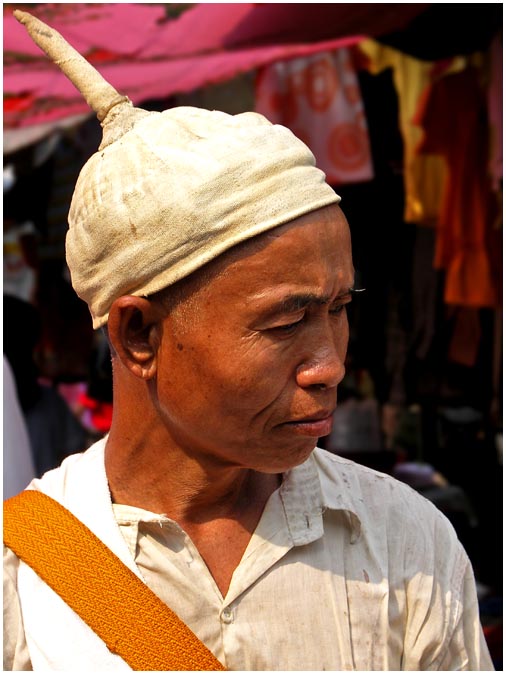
left=13, top=9, right=29, bottom=24
left=13, top=5, right=142, bottom=142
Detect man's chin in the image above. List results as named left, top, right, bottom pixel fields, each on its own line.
left=254, top=441, right=318, bottom=475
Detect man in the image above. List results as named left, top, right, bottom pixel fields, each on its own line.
left=4, top=10, right=493, bottom=671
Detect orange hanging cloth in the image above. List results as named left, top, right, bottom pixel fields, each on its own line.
left=414, top=66, right=501, bottom=309
left=4, top=490, right=226, bottom=671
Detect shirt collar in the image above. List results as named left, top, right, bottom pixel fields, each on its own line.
left=112, top=447, right=363, bottom=551
left=279, top=447, right=362, bottom=546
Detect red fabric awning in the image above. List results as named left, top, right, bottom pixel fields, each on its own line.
left=4, top=3, right=427, bottom=133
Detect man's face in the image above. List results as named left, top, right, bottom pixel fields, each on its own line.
left=155, top=204, right=354, bottom=473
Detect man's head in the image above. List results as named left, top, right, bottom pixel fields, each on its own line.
left=107, top=202, right=354, bottom=472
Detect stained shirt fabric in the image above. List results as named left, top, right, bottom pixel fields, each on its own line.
left=3, top=438, right=493, bottom=671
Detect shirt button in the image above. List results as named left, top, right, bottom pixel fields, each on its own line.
left=220, top=606, right=233, bottom=624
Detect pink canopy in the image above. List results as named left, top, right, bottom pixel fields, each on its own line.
left=4, top=3, right=427, bottom=132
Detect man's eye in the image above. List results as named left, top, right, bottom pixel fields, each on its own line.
left=273, top=317, right=304, bottom=333
left=330, top=304, right=347, bottom=316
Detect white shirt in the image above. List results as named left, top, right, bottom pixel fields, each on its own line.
left=3, top=439, right=493, bottom=670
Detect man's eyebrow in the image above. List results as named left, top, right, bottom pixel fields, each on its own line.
left=274, top=290, right=353, bottom=314
left=277, top=294, right=328, bottom=313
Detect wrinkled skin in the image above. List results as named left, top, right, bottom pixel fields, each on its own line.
left=151, top=203, right=355, bottom=474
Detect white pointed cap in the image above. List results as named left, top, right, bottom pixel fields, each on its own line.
left=15, top=10, right=340, bottom=328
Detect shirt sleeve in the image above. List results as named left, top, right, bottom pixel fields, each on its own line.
left=3, top=546, right=32, bottom=671
left=436, top=553, right=495, bottom=671
left=400, top=491, right=494, bottom=671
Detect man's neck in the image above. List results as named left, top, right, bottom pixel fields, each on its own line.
left=104, top=428, right=280, bottom=596
left=106, top=428, right=278, bottom=514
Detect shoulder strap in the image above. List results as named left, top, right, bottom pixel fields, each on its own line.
left=4, top=490, right=225, bottom=671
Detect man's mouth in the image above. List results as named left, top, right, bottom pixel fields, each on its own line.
left=283, top=410, right=335, bottom=437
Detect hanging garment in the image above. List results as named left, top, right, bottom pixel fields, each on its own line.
left=3, top=221, right=38, bottom=304
left=358, top=40, right=448, bottom=226
left=415, top=66, right=500, bottom=309
left=255, top=49, right=374, bottom=186
left=486, top=32, right=502, bottom=193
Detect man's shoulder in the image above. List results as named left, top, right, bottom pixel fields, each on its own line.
left=312, top=447, right=457, bottom=538
left=312, top=445, right=426, bottom=500
left=27, top=437, right=107, bottom=502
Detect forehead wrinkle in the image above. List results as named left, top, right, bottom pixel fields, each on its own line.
left=250, top=271, right=356, bottom=315
left=285, top=266, right=357, bottom=311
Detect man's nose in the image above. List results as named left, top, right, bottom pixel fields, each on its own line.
left=295, top=329, right=346, bottom=391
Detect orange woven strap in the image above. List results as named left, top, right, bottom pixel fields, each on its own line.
left=4, top=490, right=225, bottom=671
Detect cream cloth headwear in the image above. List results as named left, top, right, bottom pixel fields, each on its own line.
left=15, top=10, right=340, bottom=329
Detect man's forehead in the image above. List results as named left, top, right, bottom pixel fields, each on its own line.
left=216, top=204, right=348, bottom=271
left=224, top=246, right=353, bottom=313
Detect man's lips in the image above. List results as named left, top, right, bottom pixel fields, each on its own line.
left=283, top=410, right=335, bottom=436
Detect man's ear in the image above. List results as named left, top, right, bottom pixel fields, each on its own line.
left=107, top=296, right=164, bottom=380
